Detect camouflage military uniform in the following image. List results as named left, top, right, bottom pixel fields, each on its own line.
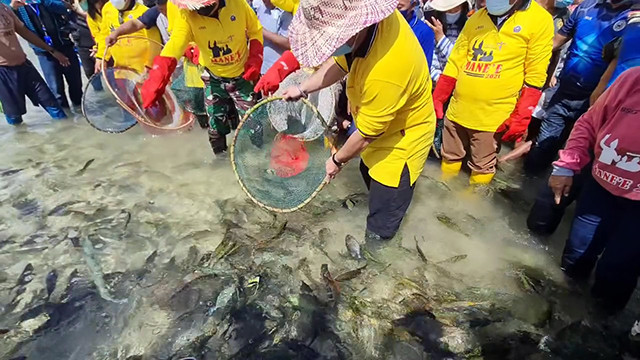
left=202, top=70, right=256, bottom=154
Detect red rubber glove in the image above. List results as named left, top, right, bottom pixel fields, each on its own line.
left=254, top=50, right=300, bottom=95
left=141, top=56, right=177, bottom=109
left=184, top=45, right=200, bottom=65
left=243, top=39, right=263, bottom=82
left=432, top=75, right=457, bottom=119
left=499, top=87, right=542, bottom=142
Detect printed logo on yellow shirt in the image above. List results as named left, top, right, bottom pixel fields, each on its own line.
left=207, top=36, right=241, bottom=65
left=463, top=40, right=503, bottom=80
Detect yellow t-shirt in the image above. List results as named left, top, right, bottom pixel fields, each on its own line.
left=335, top=11, right=435, bottom=188
left=271, top=0, right=298, bottom=13
left=161, top=0, right=263, bottom=78
left=97, top=2, right=162, bottom=72
left=166, top=1, right=180, bottom=34
left=87, top=13, right=103, bottom=48
left=443, top=1, right=553, bottom=132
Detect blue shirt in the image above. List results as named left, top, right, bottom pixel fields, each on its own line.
left=6, top=0, right=74, bottom=53
left=608, top=10, right=640, bottom=87
left=406, top=11, right=434, bottom=68
left=558, top=0, right=631, bottom=96
left=256, top=3, right=292, bottom=74
left=138, top=6, right=160, bottom=29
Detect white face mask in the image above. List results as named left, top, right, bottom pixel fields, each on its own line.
left=111, top=0, right=128, bottom=10
left=445, top=11, right=461, bottom=24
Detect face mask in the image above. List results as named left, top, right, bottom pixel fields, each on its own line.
left=110, top=0, right=127, bottom=10
left=399, top=9, right=410, bottom=16
left=555, top=0, right=572, bottom=7
left=486, top=0, right=513, bottom=15
left=333, top=44, right=352, bottom=56
left=445, top=11, right=461, bottom=23
left=80, top=0, right=89, bottom=11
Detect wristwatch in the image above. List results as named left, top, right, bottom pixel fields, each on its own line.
left=332, top=153, right=345, bottom=168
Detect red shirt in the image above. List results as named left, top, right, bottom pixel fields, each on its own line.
left=554, top=67, right=640, bottom=200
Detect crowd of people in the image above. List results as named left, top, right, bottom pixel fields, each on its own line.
left=0, top=0, right=639, bottom=315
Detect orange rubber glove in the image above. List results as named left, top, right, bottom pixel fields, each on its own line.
left=184, top=45, right=200, bottom=65
left=141, top=56, right=178, bottom=109
left=499, top=87, right=542, bottom=142
left=243, top=39, right=263, bottom=82
left=432, top=75, right=456, bottom=119
left=254, top=50, right=300, bottom=95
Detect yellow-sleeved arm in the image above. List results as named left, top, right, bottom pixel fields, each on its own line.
left=441, top=20, right=469, bottom=80
left=524, top=14, right=554, bottom=88
left=166, top=1, right=178, bottom=34
left=271, top=0, right=298, bottom=14
left=161, top=9, right=192, bottom=59
left=356, top=81, right=407, bottom=138
left=333, top=56, right=348, bottom=73
left=87, top=14, right=101, bottom=41
left=244, top=0, right=263, bottom=43
left=96, top=8, right=110, bottom=59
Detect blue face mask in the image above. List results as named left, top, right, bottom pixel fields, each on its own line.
left=555, top=0, right=573, bottom=7
left=333, top=44, right=353, bottom=56
left=486, top=0, right=513, bottom=15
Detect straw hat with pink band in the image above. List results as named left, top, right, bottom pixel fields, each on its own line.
left=288, top=0, right=399, bottom=68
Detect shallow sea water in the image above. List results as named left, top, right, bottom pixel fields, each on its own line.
left=0, top=46, right=639, bottom=360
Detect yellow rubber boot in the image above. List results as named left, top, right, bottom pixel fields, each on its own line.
left=441, top=160, right=462, bottom=181
left=469, top=171, right=495, bottom=185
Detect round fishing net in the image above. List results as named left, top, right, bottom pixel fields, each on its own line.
left=82, top=71, right=138, bottom=133
left=231, top=97, right=333, bottom=212
left=171, top=59, right=206, bottom=116
left=270, top=70, right=340, bottom=141
left=101, top=36, right=193, bottom=134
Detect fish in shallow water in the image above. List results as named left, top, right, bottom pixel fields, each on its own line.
left=15, top=263, right=35, bottom=287
left=415, top=237, right=428, bottom=264
left=76, top=158, right=95, bottom=175
left=1, top=168, right=23, bottom=176
left=45, top=269, right=58, bottom=299
left=437, top=254, right=468, bottom=264
left=435, top=213, right=470, bottom=237
left=321, top=264, right=340, bottom=305
left=12, top=198, right=40, bottom=217
left=334, top=264, right=367, bottom=282
left=345, top=235, right=362, bottom=260
left=47, top=201, right=83, bottom=216
left=81, top=237, right=127, bottom=304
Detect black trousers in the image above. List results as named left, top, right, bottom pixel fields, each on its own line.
left=360, top=161, right=415, bottom=239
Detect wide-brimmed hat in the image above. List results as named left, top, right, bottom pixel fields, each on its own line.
left=289, top=0, right=398, bottom=67
left=428, top=0, right=470, bottom=12
left=170, top=0, right=216, bottom=10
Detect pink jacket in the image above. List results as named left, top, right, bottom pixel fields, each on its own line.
left=554, top=67, right=640, bottom=201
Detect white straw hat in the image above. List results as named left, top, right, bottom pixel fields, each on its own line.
left=428, top=0, right=469, bottom=12
left=289, top=0, right=398, bottom=67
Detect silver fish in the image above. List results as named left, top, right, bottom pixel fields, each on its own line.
left=81, top=237, right=127, bottom=304
left=207, top=285, right=235, bottom=315
left=345, top=235, right=362, bottom=260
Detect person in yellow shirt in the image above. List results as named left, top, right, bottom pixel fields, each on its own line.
left=281, top=0, right=435, bottom=245
left=141, top=0, right=264, bottom=155
left=94, top=0, right=162, bottom=73
left=432, top=0, right=554, bottom=185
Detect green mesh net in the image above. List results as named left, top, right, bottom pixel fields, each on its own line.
left=231, top=97, right=333, bottom=212
left=82, top=70, right=138, bottom=133
left=170, top=59, right=206, bottom=116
